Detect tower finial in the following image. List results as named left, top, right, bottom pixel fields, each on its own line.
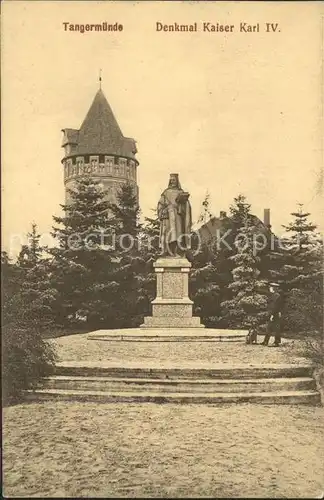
left=99, top=68, right=102, bottom=89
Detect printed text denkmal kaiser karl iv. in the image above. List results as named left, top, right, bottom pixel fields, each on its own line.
left=155, top=22, right=281, bottom=33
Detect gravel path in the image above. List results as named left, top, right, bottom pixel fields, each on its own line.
left=51, top=333, right=308, bottom=366
left=3, top=402, right=323, bottom=498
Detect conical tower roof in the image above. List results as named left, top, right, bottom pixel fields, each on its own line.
left=75, top=89, right=137, bottom=158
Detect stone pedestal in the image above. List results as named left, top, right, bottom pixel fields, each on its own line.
left=141, top=257, right=204, bottom=328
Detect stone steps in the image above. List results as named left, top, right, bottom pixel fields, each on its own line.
left=42, top=375, right=317, bottom=394
left=54, top=363, right=313, bottom=380
left=26, top=388, right=320, bottom=405
left=88, top=334, right=246, bottom=342
left=87, top=328, right=247, bottom=342
left=26, top=362, right=321, bottom=405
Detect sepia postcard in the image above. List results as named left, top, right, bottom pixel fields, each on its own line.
left=2, top=1, right=324, bottom=498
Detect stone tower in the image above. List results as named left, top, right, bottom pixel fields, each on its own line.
left=61, top=88, right=139, bottom=205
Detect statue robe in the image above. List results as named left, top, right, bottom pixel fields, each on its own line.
left=157, top=187, right=192, bottom=254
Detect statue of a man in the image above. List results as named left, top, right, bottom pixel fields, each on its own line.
left=157, top=173, right=192, bottom=256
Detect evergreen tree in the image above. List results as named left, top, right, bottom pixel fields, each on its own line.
left=229, top=194, right=251, bottom=232
left=17, top=223, right=43, bottom=268
left=12, top=224, right=57, bottom=330
left=191, top=193, right=274, bottom=329
left=195, top=195, right=253, bottom=325
left=268, top=204, right=323, bottom=333
left=2, top=251, right=21, bottom=328
left=2, top=241, right=57, bottom=403
left=109, top=182, right=150, bottom=327
left=221, top=215, right=269, bottom=332
left=139, top=210, right=161, bottom=313
left=110, top=182, right=140, bottom=242
left=50, top=176, right=118, bottom=328
left=229, top=194, right=273, bottom=281
left=141, top=210, right=160, bottom=258
left=197, top=191, right=213, bottom=225
left=280, top=204, right=322, bottom=289
left=190, top=194, right=233, bottom=327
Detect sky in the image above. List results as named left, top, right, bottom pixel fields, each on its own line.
left=2, top=1, right=323, bottom=257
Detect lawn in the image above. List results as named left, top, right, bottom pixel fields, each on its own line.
left=3, top=401, right=323, bottom=498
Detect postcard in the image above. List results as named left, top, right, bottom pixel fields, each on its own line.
left=2, top=1, right=323, bottom=498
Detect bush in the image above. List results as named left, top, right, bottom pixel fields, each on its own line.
left=2, top=249, right=58, bottom=405
left=307, top=341, right=324, bottom=367
left=282, top=288, right=323, bottom=334
left=299, top=332, right=324, bottom=405
left=2, top=326, right=57, bottom=405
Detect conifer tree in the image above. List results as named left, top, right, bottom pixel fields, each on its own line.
left=281, top=204, right=322, bottom=289
left=139, top=210, right=161, bottom=313
left=221, top=214, right=269, bottom=331
left=110, top=181, right=139, bottom=240
left=190, top=193, right=232, bottom=327
left=229, top=194, right=251, bottom=231
left=267, top=204, right=322, bottom=288
left=2, top=238, right=57, bottom=403
left=50, top=176, right=118, bottom=328
left=108, top=182, right=149, bottom=326
left=14, top=223, right=57, bottom=330
left=230, top=194, right=273, bottom=281
left=197, top=191, right=213, bottom=225
left=17, top=223, right=43, bottom=268
left=141, top=210, right=160, bottom=258
left=268, top=204, right=323, bottom=333
left=194, top=195, right=253, bottom=324
left=2, top=251, right=22, bottom=328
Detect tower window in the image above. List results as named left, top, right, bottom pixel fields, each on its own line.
left=105, top=156, right=114, bottom=167
left=129, top=160, right=135, bottom=179
left=90, top=156, right=99, bottom=172
left=105, top=156, right=113, bottom=175
left=76, top=157, right=84, bottom=175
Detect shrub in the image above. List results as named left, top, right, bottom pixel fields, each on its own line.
left=2, top=249, right=58, bottom=405
left=282, top=288, right=323, bottom=334
left=2, top=326, right=57, bottom=405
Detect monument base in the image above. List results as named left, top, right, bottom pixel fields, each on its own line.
left=141, top=256, right=204, bottom=329
left=141, top=316, right=204, bottom=328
